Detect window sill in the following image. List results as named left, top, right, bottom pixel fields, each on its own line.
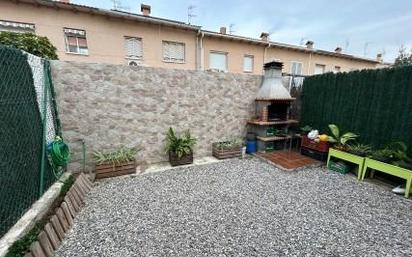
left=243, top=70, right=253, bottom=73
left=126, top=57, right=143, bottom=60
left=65, top=52, right=89, bottom=56
left=163, top=60, right=185, bottom=64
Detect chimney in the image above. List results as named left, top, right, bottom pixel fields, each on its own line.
left=306, top=40, right=314, bottom=49
left=220, top=27, right=227, bottom=34
left=141, top=4, right=151, bottom=16
left=260, top=32, right=269, bottom=41
left=376, top=53, right=383, bottom=63
left=335, top=47, right=342, bottom=53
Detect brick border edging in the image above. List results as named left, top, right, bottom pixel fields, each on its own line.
left=24, top=173, right=93, bottom=257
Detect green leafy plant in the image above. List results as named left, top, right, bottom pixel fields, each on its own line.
left=93, top=146, right=138, bottom=165
left=327, top=124, right=358, bottom=150
left=300, top=125, right=312, bottom=134
left=371, top=141, right=412, bottom=164
left=347, top=143, right=372, bottom=157
left=165, top=127, right=197, bottom=158
left=213, top=139, right=243, bottom=151
left=0, top=32, right=58, bottom=59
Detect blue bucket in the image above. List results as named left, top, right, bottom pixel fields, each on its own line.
left=246, top=140, right=257, bottom=154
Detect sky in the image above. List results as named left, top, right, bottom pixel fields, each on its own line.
left=73, top=0, right=412, bottom=62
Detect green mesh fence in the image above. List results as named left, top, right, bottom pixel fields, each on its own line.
left=300, top=66, right=412, bottom=151
left=0, top=45, right=60, bottom=237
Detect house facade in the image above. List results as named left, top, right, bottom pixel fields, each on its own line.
left=0, top=0, right=381, bottom=76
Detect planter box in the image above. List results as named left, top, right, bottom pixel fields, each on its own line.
left=169, top=151, right=193, bottom=166
left=301, top=135, right=329, bottom=153
left=95, top=160, right=136, bottom=179
left=362, top=158, right=412, bottom=198
left=212, top=143, right=242, bottom=159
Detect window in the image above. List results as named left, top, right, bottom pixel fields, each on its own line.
left=64, top=28, right=88, bottom=55
left=314, top=64, right=326, bottom=75
left=0, top=20, right=35, bottom=33
left=291, top=62, right=303, bottom=75
left=243, top=55, right=254, bottom=72
left=334, top=66, right=341, bottom=73
left=209, top=51, right=228, bottom=71
left=290, top=61, right=304, bottom=88
left=125, top=37, right=142, bottom=59
left=162, top=41, right=185, bottom=63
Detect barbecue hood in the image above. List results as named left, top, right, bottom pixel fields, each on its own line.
left=256, top=61, right=294, bottom=101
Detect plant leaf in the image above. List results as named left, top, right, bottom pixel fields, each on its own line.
left=328, top=124, right=340, bottom=141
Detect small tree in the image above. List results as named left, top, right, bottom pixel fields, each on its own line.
left=0, top=32, right=58, bottom=59
left=393, top=45, right=412, bottom=67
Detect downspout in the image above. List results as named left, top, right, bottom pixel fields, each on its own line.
left=195, top=30, right=199, bottom=70
left=308, top=51, right=313, bottom=75
left=198, top=30, right=204, bottom=70
left=263, top=42, right=271, bottom=75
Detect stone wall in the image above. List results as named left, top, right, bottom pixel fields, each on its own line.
left=51, top=61, right=262, bottom=170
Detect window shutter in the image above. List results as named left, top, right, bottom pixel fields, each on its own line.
left=243, top=55, right=254, bottom=72
left=209, top=52, right=227, bottom=71
left=125, top=37, right=142, bottom=58
left=174, top=43, right=184, bottom=61
left=163, top=41, right=184, bottom=62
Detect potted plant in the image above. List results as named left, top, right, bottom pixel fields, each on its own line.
left=327, top=124, right=358, bottom=151
left=165, top=127, right=197, bottom=166
left=371, top=149, right=395, bottom=163
left=347, top=143, right=373, bottom=157
left=371, top=141, right=407, bottom=164
left=300, top=125, right=312, bottom=135
left=93, top=146, right=139, bottom=179
left=212, top=138, right=243, bottom=159
left=390, top=142, right=412, bottom=170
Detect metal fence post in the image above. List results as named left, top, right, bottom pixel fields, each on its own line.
left=39, top=60, right=49, bottom=197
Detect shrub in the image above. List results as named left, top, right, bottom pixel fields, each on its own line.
left=165, top=127, right=196, bottom=158
left=0, top=32, right=58, bottom=59
left=93, top=146, right=139, bottom=165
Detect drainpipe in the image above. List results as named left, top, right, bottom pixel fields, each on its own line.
left=198, top=30, right=204, bottom=71
left=263, top=42, right=271, bottom=75
left=195, top=30, right=199, bottom=70
left=308, top=51, right=313, bottom=75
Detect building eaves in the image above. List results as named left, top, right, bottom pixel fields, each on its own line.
left=202, top=30, right=379, bottom=64
left=16, top=0, right=201, bottom=31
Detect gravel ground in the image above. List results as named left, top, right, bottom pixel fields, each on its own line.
left=56, top=158, right=412, bottom=257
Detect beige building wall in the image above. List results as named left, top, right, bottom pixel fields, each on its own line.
left=266, top=47, right=377, bottom=75
left=0, top=1, right=197, bottom=69
left=0, top=1, right=379, bottom=74
left=202, top=36, right=265, bottom=75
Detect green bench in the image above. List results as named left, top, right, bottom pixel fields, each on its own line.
left=327, top=148, right=365, bottom=180
left=361, top=157, right=412, bottom=198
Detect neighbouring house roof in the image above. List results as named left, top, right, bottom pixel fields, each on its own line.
left=15, top=0, right=201, bottom=31
left=202, top=30, right=379, bottom=64
left=15, top=0, right=379, bottom=64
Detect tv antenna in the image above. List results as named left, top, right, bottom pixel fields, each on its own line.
left=363, top=41, right=372, bottom=56
left=344, top=39, right=350, bottom=51
left=187, top=5, right=196, bottom=24
left=111, top=0, right=130, bottom=11
left=229, top=24, right=235, bottom=34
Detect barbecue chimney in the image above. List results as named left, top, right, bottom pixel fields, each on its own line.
left=256, top=61, right=293, bottom=100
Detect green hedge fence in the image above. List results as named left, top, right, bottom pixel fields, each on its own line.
left=300, top=66, right=412, bottom=152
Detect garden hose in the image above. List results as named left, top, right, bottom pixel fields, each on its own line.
left=47, top=136, right=70, bottom=180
